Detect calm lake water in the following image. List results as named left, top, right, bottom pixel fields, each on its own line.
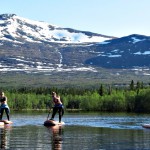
left=1, top=111, right=150, bottom=150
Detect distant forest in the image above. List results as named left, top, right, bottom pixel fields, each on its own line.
left=1, top=80, right=150, bottom=113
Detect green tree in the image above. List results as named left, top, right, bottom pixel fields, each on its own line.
left=130, top=80, right=134, bottom=91
left=99, top=84, right=104, bottom=96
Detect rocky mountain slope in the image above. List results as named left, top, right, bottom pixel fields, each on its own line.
left=0, top=14, right=115, bottom=73
left=85, top=34, right=150, bottom=69
left=0, top=14, right=150, bottom=80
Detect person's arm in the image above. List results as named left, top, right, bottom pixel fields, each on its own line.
left=5, top=96, right=7, bottom=102
left=57, top=95, right=62, bottom=104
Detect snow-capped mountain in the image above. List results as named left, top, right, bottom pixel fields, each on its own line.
left=0, top=14, right=114, bottom=44
left=0, top=13, right=116, bottom=73
left=85, top=34, right=150, bottom=69
left=0, top=13, right=150, bottom=79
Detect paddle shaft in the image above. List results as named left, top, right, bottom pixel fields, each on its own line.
left=47, top=108, right=52, bottom=120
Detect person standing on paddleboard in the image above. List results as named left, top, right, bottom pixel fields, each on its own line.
left=50, top=92, right=64, bottom=123
left=0, top=91, right=10, bottom=121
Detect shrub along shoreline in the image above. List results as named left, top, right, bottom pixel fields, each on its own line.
left=2, top=80, right=150, bottom=113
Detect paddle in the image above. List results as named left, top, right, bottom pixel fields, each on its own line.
left=47, top=108, right=52, bottom=120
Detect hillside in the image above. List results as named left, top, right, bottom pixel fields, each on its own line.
left=0, top=14, right=150, bottom=87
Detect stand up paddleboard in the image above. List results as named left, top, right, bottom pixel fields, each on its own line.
left=44, top=120, right=65, bottom=126
left=0, top=120, right=13, bottom=124
left=142, top=124, right=150, bottom=129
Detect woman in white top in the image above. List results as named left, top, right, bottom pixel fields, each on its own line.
left=0, top=91, right=10, bottom=121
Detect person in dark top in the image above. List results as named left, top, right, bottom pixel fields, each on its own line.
left=50, top=92, right=64, bottom=123
left=0, top=91, right=10, bottom=121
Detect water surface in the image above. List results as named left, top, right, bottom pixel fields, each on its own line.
left=0, top=111, right=150, bottom=150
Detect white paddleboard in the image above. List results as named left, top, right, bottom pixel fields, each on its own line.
left=142, top=124, right=150, bottom=128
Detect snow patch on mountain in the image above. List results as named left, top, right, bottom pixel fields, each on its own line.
left=0, top=55, right=97, bottom=73
left=134, top=51, right=150, bottom=55
left=131, top=37, right=146, bottom=44
left=0, top=14, right=113, bottom=43
left=0, top=62, right=97, bottom=73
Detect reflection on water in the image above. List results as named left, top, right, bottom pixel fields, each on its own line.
left=1, top=112, right=150, bottom=149
left=0, top=127, right=6, bottom=149
left=47, top=126, right=63, bottom=150
left=0, top=125, right=12, bottom=149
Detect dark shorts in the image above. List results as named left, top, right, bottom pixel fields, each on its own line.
left=0, top=108, right=10, bottom=114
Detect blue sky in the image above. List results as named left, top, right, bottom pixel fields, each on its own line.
left=1, top=0, right=150, bottom=37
